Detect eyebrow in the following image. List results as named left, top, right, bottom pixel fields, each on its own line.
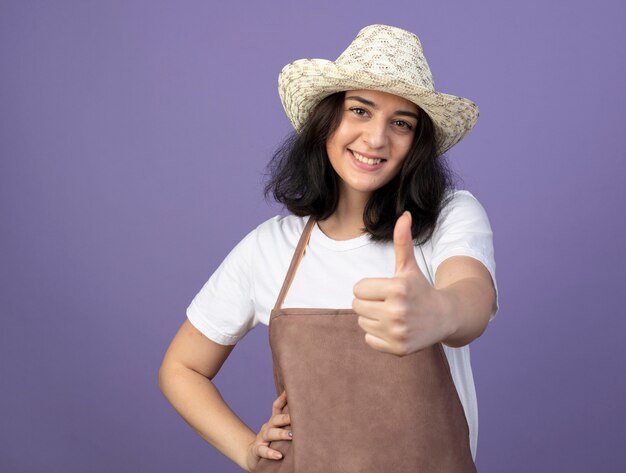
left=345, top=95, right=420, bottom=121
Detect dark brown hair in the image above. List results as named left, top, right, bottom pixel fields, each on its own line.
left=262, top=91, right=461, bottom=244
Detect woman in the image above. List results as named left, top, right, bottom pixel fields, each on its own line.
left=159, top=24, right=498, bottom=472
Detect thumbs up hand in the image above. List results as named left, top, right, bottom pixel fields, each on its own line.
left=352, top=211, right=454, bottom=356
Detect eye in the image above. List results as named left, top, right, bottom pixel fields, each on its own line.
left=393, top=120, right=414, bottom=130
left=349, top=107, right=368, bottom=117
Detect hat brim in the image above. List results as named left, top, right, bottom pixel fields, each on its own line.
left=278, top=58, right=479, bottom=155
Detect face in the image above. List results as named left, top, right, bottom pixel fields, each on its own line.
left=325, top=89, right=419, bottom=200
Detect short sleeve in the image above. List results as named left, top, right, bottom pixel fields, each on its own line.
left=186, top=227, right=258, bottom=345
left=430, top=190, right=499, bottom=321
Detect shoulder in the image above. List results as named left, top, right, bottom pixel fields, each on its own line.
left=225, top=214, right=307, bottom=262
left=438, top=189, right=491, bottom=225
left=442, top=188, right=486, bottom=210
left=427, top=188, right=494, bottom=247
left=254, top=213, right=308, bottom=245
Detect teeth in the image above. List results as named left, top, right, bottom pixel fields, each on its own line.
left=352, top=150, right=382, bottom=165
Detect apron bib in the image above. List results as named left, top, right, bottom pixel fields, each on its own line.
left=252, top=216, right=476, bottom=472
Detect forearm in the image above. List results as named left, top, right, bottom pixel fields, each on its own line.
left=436, top=277, right=496, bottom=348
left=158, top=363, right=256, bottom=471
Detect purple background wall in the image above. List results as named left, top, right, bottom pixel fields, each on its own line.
left=1, top=1, right=624, bottom=471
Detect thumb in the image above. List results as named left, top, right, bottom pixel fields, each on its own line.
left=394, top=211, right=419, bottom=276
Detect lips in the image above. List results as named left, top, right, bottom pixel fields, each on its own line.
left=348, top=149, right=386, bottom=170
left=350, top=149, right=386, bottom=163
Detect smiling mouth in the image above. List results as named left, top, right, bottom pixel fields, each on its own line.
left=349, top=149, right=387, bottom=165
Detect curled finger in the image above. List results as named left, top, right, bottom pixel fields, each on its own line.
left=257, top=443, right=283, bottom=460
left=272, top=391, right=288, bottom=416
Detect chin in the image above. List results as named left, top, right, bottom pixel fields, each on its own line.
left=346, top=182, right=380, bottom=195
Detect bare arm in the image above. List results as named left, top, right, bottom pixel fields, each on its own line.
left=158, top=319, right=256, bottom=471
left=434, top=255, right=498, bottom=348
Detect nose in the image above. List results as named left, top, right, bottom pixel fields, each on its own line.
left=361, top=117, right=388, bottom=150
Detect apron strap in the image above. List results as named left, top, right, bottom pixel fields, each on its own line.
left=273, top=215, right=316, bottom=311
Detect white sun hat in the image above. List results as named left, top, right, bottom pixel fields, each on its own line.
left=278, top=24, right=480, bottom=156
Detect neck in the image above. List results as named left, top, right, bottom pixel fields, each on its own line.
left=317, top=186, right=371, bottom=240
